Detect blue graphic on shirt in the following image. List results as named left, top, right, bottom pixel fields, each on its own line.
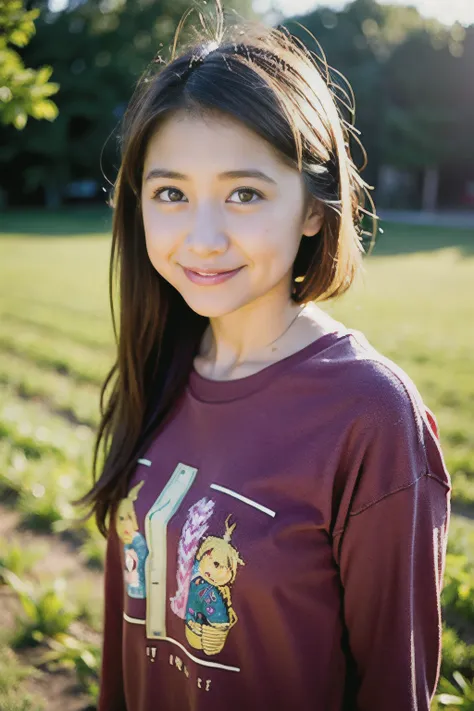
left=124, top=532, right=148, bottom=598
left=185, top=560, right=230, bottom=626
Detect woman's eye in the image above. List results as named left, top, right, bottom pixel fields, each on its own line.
left=227, top=188, right=263, bottom=204
left=152, top=187, right=262, bottom=204
left=153, top=187, right=187, bottom=203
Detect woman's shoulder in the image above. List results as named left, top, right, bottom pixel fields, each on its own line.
left=314, top=325, right=432, bottom=433
left=325, top=327, right=451, bottom=510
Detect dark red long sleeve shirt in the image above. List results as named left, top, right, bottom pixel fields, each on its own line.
left=97, top=325, right=451, bottom=711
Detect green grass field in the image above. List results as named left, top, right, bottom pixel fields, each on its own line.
left=0, top=207, right=473, bottom=709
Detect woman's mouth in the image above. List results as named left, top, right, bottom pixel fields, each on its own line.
left=182, top=266, right=245, bottom=285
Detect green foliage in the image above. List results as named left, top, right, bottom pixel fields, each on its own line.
left=442, top=554, right=474, bottom=623
left=434, top=672, right=474, bottom=709
left=447, top=517, right=474, bottom=565
left=1, top=565, right=101, bottom=700
left=442, top=627, right=474, bottom=681
left=34, top=632, right=100, bottom=697
left=381, top=27, right=466, bottom=169
left=0, top=0, right=253, bottom=205
left=0, top=0, right=59, bottom=130
left=286, top=0, right=474, bottom=193
left=0, top=538, right=45, bottom=581
left=2, top=571, right=77, bottom=648
left=0, top=646, right=44, bottom=711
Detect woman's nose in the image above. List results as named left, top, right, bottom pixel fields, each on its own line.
left=185, top=207, right=229, bottom=255
left=186, top=231, right=228, bottom=255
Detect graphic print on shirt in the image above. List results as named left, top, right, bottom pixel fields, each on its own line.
left=116, top=480, right=149, bottom=599
left=171, top=502, right=245, bottom=656
left=144, top=463, right=198, bottom=639
left=170, top=497, right=216, bottom=618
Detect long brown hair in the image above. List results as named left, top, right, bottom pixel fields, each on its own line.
left=72, top=1, right=377, bottom=537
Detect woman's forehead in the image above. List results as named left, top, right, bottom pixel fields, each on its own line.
left=143, top=109, right=289, bottom=176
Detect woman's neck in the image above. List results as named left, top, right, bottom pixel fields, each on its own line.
left=193, top=301, right=341, bottom=381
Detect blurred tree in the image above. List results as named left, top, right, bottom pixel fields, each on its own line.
left=285, top=0, right=472, bottom=210
left=0, top=0, right=59, bottom=130
left=284, top=0, right=433, bottom=188
left=382, top=27, right=465, bottom=210
left=0, top=0, right=254, bottom=207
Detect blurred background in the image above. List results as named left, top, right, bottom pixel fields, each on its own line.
left=0, top=1, right=473, bottom=710
left=1, top=0, right=474, bottom=214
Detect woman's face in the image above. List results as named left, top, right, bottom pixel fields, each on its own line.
left=141, top=110, right=322, bottom=318
left=116, top=505, right=135, bottom=544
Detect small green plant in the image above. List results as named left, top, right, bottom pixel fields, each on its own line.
left=441, top=626, right=474, bottom=680
left=0, top=538, right=45, bottom=581
left=18, top=486, right=69, bottom=533
left=442, top=554, right=474, bottom=623
left=435, top=671, right=474, bottom=709
left=2, top=570, right=77, bottom=648
left=0, top=645, right=44, bottom=711
left=35, top=631, right=100, bottom=698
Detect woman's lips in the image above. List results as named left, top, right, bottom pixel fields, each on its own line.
left=182, top=266, right=245, bottom=285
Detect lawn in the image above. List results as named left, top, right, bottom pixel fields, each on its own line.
left=0, top=207, right=473, bottom=709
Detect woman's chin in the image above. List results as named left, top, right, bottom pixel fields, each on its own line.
left=181, top=295, right=248, bottom=319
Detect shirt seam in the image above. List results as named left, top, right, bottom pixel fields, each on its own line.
left=332, top=469, right=450, bottom=537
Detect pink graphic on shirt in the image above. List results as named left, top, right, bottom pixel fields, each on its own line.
left=170, top=497, right=215, bottom=619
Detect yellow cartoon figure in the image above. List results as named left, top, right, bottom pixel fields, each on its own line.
left=116, top=480, right=149, bottom=599
left=184, top=515, right=244, bottom=655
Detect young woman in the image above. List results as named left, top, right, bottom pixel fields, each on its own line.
left=75, top=6, right=451, bottom=711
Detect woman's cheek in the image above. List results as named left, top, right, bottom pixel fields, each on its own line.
left=143, top=230, right=175, bottom=280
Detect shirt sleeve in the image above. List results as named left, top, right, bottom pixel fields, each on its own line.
left=97, top=517, right=128, bottom=711
left=332, top=361, right=451, bottom=711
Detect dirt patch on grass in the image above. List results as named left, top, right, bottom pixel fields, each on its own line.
left=0, top=501, right=104, bottom=711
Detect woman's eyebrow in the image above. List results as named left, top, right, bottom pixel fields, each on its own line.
left=144, top=168, right=277, bottom=185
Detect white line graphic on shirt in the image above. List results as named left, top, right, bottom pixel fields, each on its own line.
left=144, top=463, right=197, bottom=639
left=123, top=613, right=241, bottom=672
left=210, top=483, right=276, bottom=518
left=137, top=458, right=152, bottom=466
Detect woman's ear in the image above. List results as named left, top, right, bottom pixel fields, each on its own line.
left=302, top=197, right=324, bottom=237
